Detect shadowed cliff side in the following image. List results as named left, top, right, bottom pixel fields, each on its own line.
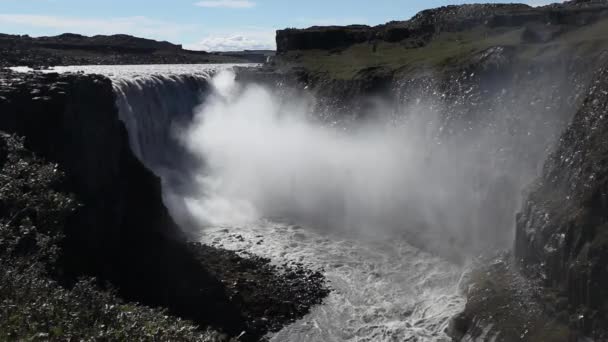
left=0, top=70, right=246, bottom=335
left=0, top=69, right=331, bottom=341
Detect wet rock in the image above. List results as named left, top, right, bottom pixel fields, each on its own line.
left=514, top=62, right=608, bottom=340
left=188, top=242, right=329, bottom=340
left=449, top=254, right=573, bottom=341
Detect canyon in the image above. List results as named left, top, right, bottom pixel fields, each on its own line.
left=1, top=1, right=608, bottom=341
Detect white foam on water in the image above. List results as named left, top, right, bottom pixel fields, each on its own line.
left=200, top=221, right=465, bottom=342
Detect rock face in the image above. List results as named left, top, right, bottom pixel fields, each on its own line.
left=514, top=63, right=608, bottom=338
left=0, top=70, right=245, bottom=334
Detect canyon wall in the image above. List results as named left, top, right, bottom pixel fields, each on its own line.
left=514, top=62, right=608, bottom=337
left=0, top=70, right=245, bottom=334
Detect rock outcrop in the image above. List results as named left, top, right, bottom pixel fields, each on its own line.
left=514, top=62, right=608, bottom=339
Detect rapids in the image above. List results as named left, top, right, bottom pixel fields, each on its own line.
left=201, top=220, right=465, bottom=341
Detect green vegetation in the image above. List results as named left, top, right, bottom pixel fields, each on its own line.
left=277, top=19, right=608, bottom=80
left=0, top=267, right=227, bottom=341
left=0, top=134, right=228, bottom=341
left=279, top=26, right=521, bottom=79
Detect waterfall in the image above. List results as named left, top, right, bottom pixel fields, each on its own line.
left=110, top=69, right=227, bottom=232
left=113, top=74, right=212, bottom=173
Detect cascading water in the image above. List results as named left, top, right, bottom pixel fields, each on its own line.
left=113, top=74, right=210, bottom=171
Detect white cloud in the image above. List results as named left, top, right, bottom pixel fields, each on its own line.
left=184, top=30, right=275, bottom=51
left=194, top=0, right=255, bottom=9
left=0, top=14, right=195, bottom=39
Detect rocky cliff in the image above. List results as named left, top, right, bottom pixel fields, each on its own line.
left=514, top=62, right=608, bottom=338
left=448, top=59, right=608, bottom=342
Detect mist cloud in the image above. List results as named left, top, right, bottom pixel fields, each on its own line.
left=171, top=69, right=560, bottom=261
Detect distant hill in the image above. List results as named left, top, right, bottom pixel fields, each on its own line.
left=0, top=33, right=271, bottom=67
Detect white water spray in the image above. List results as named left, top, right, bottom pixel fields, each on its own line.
left=179, top=70, right=532, bottom=259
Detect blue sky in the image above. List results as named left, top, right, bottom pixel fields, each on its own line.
left=0, top=0, right=560, bottom=51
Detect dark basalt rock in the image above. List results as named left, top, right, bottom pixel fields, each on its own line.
left=189, top=242, right=329, bottom=339
left=514, top=62, right=608, bottom=339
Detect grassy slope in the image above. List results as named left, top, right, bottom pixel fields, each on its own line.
left=277, top=19, right=608, bottom=80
